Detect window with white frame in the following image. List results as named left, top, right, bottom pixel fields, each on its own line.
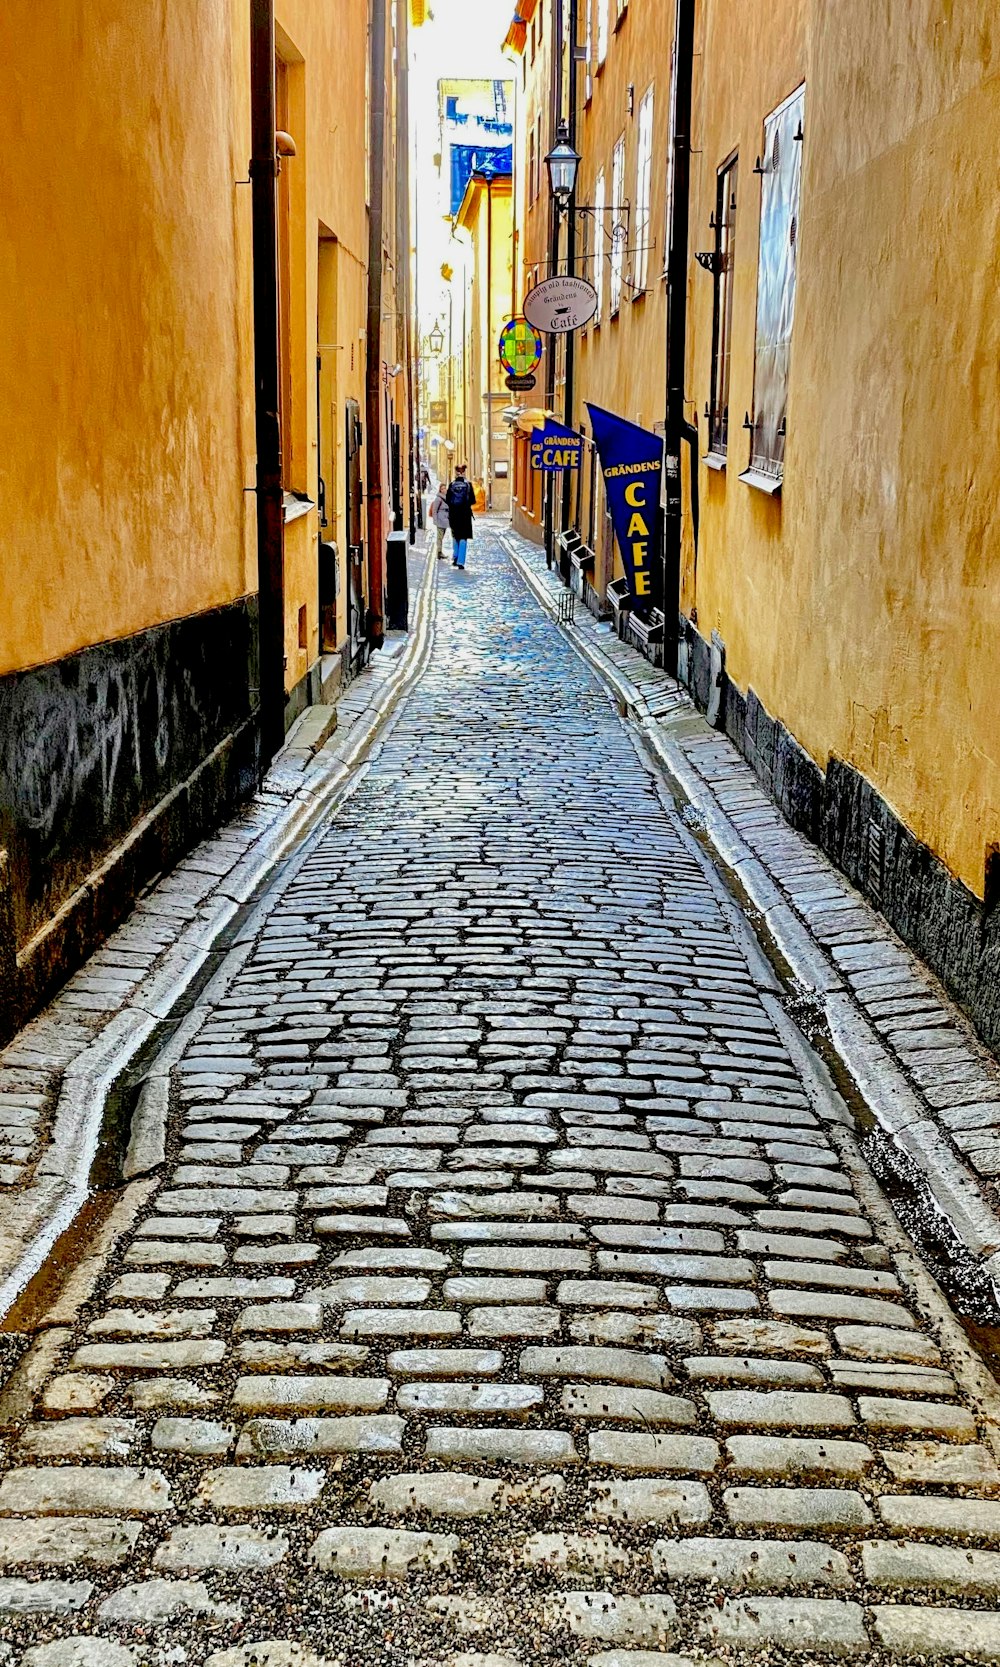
left=597, top=0, right=608, bottom=65
left=610, top=135, right=625, bottom=313
left=746, top=84, right=805, bottom=485
left=593, top=169, right=605, bottom=321
left=633, top=86, right=654, bottom=292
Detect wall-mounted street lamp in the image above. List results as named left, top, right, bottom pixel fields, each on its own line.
left=428, top=321, right=445, bottom=354
left=545, top=125, right=582, bottom=210
left=545, top=123, right=630, bottom=252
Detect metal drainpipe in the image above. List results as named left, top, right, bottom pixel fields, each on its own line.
left=397, top=0, right=418, bottom=543
left=486, top=174, right=494, bottom=510
left=543, top=0, right=565, bottom=568
left=663, top=0, right=695, bottom=677
left=560, top=0, right=579, bottom=547
left=365, top=0, right=388, bottom=649
left=249, top=0, right=285, bottom=764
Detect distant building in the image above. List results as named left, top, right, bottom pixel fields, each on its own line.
left=455, top=159, right=515, bottom=514
left=437, top=79, right=513, bottom=217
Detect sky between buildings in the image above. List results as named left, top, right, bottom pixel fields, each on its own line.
left=410, top=0, right=514, bottom=337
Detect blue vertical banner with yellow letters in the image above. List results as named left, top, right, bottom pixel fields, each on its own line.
left=586, top=403, right=662, bottom=612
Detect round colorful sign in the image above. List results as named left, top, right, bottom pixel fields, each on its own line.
left=498, top=317, right=543, bottom=377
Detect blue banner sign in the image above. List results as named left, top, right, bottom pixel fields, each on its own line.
left=586, top=403, right=662, bottom=606
left=529, top=419, right=583, bottom=472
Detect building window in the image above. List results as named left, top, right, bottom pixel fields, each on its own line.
left=615, top=0, right=628, bottom=24
left=597, top=0, right=608, bottom=65
left=633, top=86, right=654, bottom=293
left=593, top=169, right=605, bottom=321
left=708, top=153, right=738, bottom=458
left=528, top=127, right=537, bottom=202
left=584, top=0, right=593, bottom=102
left=610, top=135, right=625, bottom=313
left=745, top=84, right=805, bottom=488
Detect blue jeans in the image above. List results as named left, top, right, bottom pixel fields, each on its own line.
left=454, top=538, right=468, bottom=568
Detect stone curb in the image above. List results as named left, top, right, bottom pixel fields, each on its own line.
left=503, top=534, right=1000, bottom=1284
left=0, top=546, right=439, bottom=1322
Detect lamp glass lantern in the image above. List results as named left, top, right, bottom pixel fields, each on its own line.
left=428, top=322, right=445, bottom=354
left=545, top=124, right=581, bottom=207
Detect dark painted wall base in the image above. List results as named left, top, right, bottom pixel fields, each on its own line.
left=0, top=597, right=260, bottom=1045
left=679, top=617, right=1000, bottom=1057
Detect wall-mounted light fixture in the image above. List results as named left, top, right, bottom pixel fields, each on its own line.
left=544, top=124, right=582, bottom=209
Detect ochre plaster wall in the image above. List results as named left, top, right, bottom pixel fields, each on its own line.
left=458, top=176, right=514, bottom=508
left=575, top=0, right=671, bottom=436
left=688, top=0, right=1000, bottom=897
left=274, top=0, right=371, bottom=683
left=0, top=0, right=257, bottom=679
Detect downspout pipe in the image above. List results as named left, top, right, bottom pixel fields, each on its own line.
left=486, top=173, right=494, bottom=510
left=366, top=0, right=388, bottom=649
left=249, top=0, right=285, bottom=763
left=663, top=0, right=695, bottom=677
left=397, top=0, right=418, bottom=543
left=543, top=0, right=565, bottom=568
left=561, top=0, right=579, bottom=545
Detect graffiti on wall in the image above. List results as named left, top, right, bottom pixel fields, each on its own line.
left=0, top=599, right=258, bottom=944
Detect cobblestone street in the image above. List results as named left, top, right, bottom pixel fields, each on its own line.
left=4, top=527, right=1000, bottom=1665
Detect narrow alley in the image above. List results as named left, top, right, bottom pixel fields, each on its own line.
left=2, top=530, right=1000, bottom=1665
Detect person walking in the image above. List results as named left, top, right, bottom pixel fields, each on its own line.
left=429, top=482, right=450, bottom=559
left=445, top=463, right=475, bottom=570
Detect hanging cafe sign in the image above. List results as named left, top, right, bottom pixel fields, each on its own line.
left=587, top=403, right=663, bottom=607
left=523, top=274, right=598, bottom=334
left=529, top=419, right=583, bottom=472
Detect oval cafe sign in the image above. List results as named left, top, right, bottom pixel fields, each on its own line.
left=523, top=274, right=598, bottom=334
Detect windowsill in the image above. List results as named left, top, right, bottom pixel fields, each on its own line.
left=703, top=451, right=727, bottom=472
left=614, top=2, right=628, bottom=30
left=610, top=305, right=620, bottom=320
left=630, top=286, right=647, bottom=303
left=738, top=466, right=782, bottom=496
left=283, top=491, right=315, bottom=523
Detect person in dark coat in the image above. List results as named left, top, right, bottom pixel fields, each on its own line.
left=445, top=463, right=475, bottom=569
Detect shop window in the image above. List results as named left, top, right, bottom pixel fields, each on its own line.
left=707, top=152, right=738, bottom=460
left=633, top=86, right=654, bottom=293
left=743, top=84, right=805, bottom=491
left=610, top=135, right=625, bottom=314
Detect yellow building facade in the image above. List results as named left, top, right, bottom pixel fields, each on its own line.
left=0, top=1, right=416, bottom=1040
left=508, top=0, right=1000, bottom=1049
left=456, top=168, right=515, bottom=513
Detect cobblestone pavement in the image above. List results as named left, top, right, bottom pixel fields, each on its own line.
left=506, top=532, right=1000, bottom=1280
left=3, top=526, right=1000, bottom=1665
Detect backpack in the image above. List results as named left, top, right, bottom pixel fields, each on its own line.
left=446, top=479, right=472, bottom=510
